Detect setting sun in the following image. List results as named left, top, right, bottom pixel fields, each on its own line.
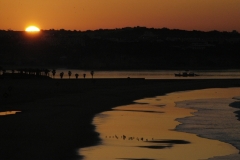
left=25, top=26, right=40, bottom=32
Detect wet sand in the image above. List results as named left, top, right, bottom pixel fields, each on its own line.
left=80, top=88, right=240, bottom=160
left=0, top=79, right=240, bottom=159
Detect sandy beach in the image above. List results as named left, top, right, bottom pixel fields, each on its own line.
left=1, top=78, right=240, bottom=160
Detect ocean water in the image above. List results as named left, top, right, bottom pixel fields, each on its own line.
left=79, top=88, right=240, bottom=160
left=175, top=97, right=240, bottom=160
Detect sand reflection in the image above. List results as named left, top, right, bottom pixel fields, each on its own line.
left=79, top=88, right=240, bottom=160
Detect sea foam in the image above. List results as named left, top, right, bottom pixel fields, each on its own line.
left=175, top=97, right=240, bottom=159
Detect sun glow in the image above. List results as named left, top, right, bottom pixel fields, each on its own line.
left=25, top=26, right=40, bottom=32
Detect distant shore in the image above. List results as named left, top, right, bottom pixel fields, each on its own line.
left=0, top=78, right=240, bottom=159
left=1, top=28, right=240, bottom=70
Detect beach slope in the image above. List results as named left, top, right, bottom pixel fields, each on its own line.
left=0, top=79, right=240, bottom=159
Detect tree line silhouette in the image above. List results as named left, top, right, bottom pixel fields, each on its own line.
left=0, top=67, right=94, bottom=79
left=0, top=27, right=240, bottom=70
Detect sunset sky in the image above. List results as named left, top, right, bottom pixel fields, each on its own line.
left=1, top=0, right=240, bottom=32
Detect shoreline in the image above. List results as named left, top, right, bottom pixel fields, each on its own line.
left=173, top=88, right=240, bottom=159
left=80, top=88, right=240, bottom=160
left=1, top=79, right=240, bottom=159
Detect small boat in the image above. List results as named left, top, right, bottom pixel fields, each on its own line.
left=174, top=73, right=182, bottom=76
left=174, top=71, right=198, bottom=77
left=188, top=72, right=195, bottom=76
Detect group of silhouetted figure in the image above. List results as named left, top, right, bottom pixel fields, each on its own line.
left=105, top=134, right=154, bottom=142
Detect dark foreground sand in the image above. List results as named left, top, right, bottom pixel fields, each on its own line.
left=0, top=78, right=240, bottom=160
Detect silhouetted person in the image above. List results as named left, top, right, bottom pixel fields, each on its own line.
left=68, top=71, right=72, bottom=79
left=83, top=73, right=86, bottom=79
left=75, top=73, right=79, bottom=79
left=60, top=72, right=64, bottom=79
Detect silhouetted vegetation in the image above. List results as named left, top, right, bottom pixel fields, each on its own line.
left=52, top=69, right=56, bottom=78
left=68, top=71, right=72, bottom=79
left=90, top=71, right=94, bottom=79
left=0, top=27, right=240, bottom=70
left=60, top=72, right=64, bottom=79
left=75, top=73, right=79, bottom=79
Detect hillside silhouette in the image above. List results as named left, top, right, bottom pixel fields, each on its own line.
left=0, top=27, right=240, bottom=70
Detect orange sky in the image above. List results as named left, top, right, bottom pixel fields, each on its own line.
left=1, top=0, right=240, bottom=32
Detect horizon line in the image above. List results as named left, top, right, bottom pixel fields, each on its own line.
left=1, top=26, right=239, bottom=33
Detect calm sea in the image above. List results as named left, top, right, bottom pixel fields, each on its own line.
left=53, top=69, right=240, bottom=79
left=79, top=88, right=240, bottom=160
